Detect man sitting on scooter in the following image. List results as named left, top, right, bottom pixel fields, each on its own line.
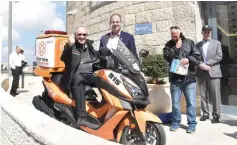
left=60, top=26, right=99, bottom=128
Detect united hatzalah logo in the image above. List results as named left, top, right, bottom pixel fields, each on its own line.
left=60, top=40, right=68, bottom=51
left=38, top=41, right=46, bottom=56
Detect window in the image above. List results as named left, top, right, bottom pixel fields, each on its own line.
left=232, top=12, right=235, bottom=15
left=231, top=5, right=236, bottom=9
left=234, top=38, right=237, bottom=41
left=233, top=25, right=236, bottom=29
left=203, top=3, right=209, bottom=25
left=233, top=18, right=236, bottom=22
left=89, top=1, right=114, bottom=12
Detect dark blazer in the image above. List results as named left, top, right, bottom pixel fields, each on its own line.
left=99, top=31, right=138, bottom=60
left=195, top=39, right=222, bottom=78
left=60, top=39, right=98, bottom=92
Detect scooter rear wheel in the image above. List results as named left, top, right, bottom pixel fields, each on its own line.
left=32, top=95, right=55, bottom=118
left=120, top=122, right=166, bottom=145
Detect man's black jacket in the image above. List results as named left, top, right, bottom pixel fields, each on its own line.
left=163, top=36, right=201, bottom=83
left=60, top=39, right=99, bottom=92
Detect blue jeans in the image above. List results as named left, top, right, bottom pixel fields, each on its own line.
left=170, top=82, right=197, bottom=127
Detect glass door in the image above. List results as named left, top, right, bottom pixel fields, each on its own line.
left=202, top=1, right=237, bottom=116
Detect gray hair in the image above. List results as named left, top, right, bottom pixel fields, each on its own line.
left=74, top=26, right=87, bottom=36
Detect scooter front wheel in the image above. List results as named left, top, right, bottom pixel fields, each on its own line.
left=120, top=122, right=166, bottom=145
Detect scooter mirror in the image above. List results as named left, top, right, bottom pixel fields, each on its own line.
left=139, top=49, right=149, bottom=58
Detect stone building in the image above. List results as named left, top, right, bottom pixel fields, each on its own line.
left=66, top=1, right=202, bottom=52
left=66, top=1, right=237, bottom=116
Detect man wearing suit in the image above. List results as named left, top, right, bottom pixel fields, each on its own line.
left=196, top=25, right=222, bottom=123
left=99, top=13, right=138, bottom=60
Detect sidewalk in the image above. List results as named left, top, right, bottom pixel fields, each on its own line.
left=2, top=75, right=237, bottom=145
left=163, top=115, right=237, bottom=145
left=1, top=75, right=44, bottom=105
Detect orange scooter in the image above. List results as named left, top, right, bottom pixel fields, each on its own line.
left=33, top=31, right=166, bottom=145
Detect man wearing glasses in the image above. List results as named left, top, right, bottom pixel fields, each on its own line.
left=60, top=26, right=99, bottom=128
left=196, top=25, right=222, bottom=123
left=99, top=13, right=138, bottom=60
left=163, top=26, right=201, bottom=133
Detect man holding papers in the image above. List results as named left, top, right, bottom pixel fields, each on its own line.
left=163, top=26, right=201, bottom=133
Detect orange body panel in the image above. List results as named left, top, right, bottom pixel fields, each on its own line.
left=94, top=70, right=108, bottom=82
left=116, top=115, right=132, bottom=142
left=85, top=101, right=109, bottom=118
left=43, top=80, right=74, bottom=105
left=81, top=110, right=129, bottom=140
left=134, top=110, right=162, bottom=132
left=54, top=37, right=68, bottom=67
left=100, top=89, right=124, bottom=110
left=34, top=67, right=65, bottom=78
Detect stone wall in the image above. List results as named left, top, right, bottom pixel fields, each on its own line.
left=66, top=1, right=202, bottom=52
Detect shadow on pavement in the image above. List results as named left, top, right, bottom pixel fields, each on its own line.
left=220, top=115, right=237, bottom=127
left=224, top=132, right=237, bottom=140
left=221, top=120, right=237, bottom=127
left=17, top=90, right=29, bottom=93
left=162, top=123, right=188, bottom=130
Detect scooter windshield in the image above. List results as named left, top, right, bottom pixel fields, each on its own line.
left=110, top=39, right=149, bottom=100
left=110, top=39, right=140, bottom=74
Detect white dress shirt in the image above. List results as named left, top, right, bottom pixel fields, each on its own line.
left=202, top=40, right=210, bottom=63
left=9, top=52, right=22, bottom=69
left=19, top=53, right=26, bottom=61
left=106, top=31, right=121, bottom=51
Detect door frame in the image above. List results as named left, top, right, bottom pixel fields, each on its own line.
left=202, top=1, right=230, bottom=39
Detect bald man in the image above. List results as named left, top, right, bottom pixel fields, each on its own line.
left=163, top=26, right=201, bottom=133
left=60, top=27, right=99, bottom=128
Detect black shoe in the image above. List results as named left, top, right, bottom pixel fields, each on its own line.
left=211, top=117, right=220, bottom=123
left=200, top=115, right=209, bottom=121
left=76, top=119, right=99, bottom=129
left=10, top=92, right=19, bottom=97
left=10, top=93, right=16, bottom=97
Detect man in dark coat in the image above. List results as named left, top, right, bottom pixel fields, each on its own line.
left=163, top=26, right=201, bottom=133
left=60, top=27, right=98, bottom=128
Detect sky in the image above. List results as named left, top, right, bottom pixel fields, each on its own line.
left=1, top=1, right=66, bottom=65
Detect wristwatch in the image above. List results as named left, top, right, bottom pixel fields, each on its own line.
left=205, top=62, right=211, bottom=66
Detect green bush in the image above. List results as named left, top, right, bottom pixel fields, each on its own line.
left=141, top=54, right=169, bottom=83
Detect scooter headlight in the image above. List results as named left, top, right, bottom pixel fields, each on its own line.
left=122, top=76, right=143, bottom=98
